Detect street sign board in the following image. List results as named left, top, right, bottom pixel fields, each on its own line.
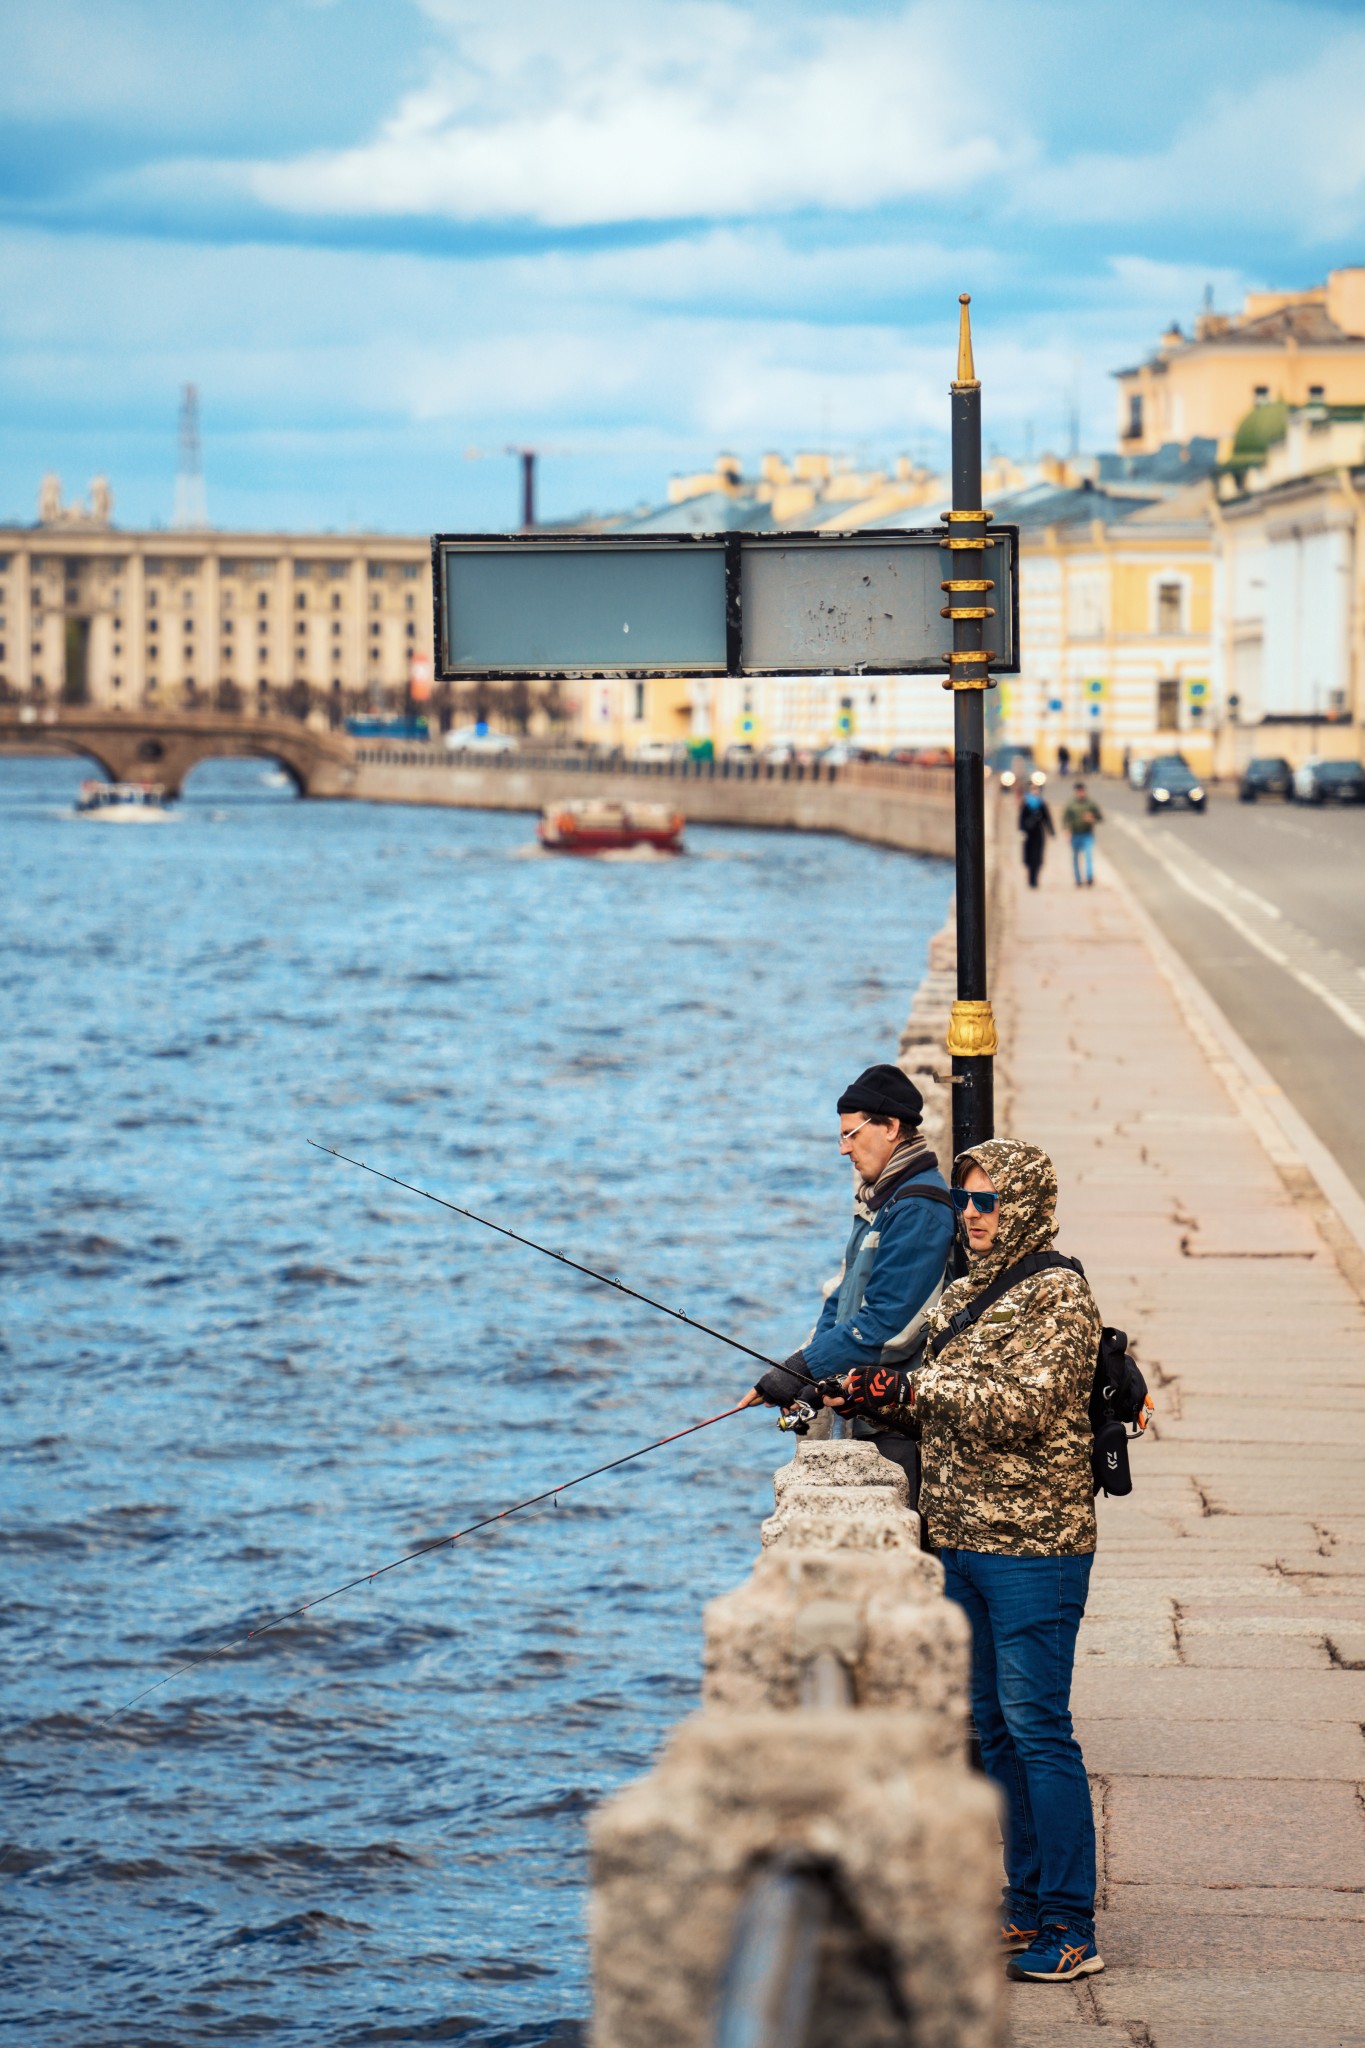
left=431, top=528, right=1018, bottom=681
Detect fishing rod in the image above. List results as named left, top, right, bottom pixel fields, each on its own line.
left=309, top=1141, right=783, bottom=1372
left=0, top=1398, right=750, bottom=1877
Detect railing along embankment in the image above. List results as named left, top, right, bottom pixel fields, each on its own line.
left=588, top=1439, right=1002, bottom=2048
left=348, top=748, right=957, bottom=860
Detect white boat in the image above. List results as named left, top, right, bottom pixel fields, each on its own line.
left=75, top=779, right=175, bottom=821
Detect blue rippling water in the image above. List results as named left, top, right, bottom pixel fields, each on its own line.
left=0, top=755, right=952, bottom=2046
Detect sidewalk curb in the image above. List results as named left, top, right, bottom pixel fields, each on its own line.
left=1099, top=850, right=1365, bottom=1278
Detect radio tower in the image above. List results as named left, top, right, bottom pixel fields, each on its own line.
left=172, top=383, right=208, bottom=529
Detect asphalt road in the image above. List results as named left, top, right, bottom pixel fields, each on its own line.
left=1065, top=775, right=1365, bottom=1201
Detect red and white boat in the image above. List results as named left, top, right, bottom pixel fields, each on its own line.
left=537, top=799, right=685, bottom=855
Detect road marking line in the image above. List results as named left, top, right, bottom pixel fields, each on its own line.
left=1111, top=814, right=1365, bottom=1046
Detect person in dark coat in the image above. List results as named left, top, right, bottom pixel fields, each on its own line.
left=1018, top=778, right=1055, bottom=889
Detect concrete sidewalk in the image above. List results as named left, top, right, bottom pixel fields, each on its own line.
left=992, top=837, right=1365, bottom=2048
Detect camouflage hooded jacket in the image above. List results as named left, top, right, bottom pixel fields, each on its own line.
left=912, top=1139, right=1100, bottom=1557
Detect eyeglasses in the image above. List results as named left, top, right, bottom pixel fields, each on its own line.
left=951, top=1187, right=998, bottom=1214
left=838, top=1116, right=874, bottom=1147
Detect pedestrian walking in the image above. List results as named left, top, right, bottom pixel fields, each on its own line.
left=1057, top=744, right=1071, bottom=775
left=1062, top=782, right=1103, bottom=887
left=1018, top=775, right=1055, bottom=889
left=830, top=1139, right=1105, bottom=1982
left=739, top=1064, right=954, bottom=1501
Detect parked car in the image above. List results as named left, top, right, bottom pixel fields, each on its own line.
left=1238, top=756, right=1294, bottom=801
left=723, top=742, right=757, bottom=764
left=1293, top=757, right=1365, bottom=804
left=345, top=713, right=430, bottom=740
left=1146, top=758, right=1206, bottom=812
left=444, top=723, right=518, bottom=753
left=633, top=739, right=688, bottom=764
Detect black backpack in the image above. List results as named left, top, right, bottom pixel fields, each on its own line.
left=927, top=1251, right=1153, bottom=1497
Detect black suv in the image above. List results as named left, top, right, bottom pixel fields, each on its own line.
left=1238, top=756, right=1293, bottom=801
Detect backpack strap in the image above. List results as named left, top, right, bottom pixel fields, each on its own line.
left=879, top=1182, right=956, bottom=1218
left=929, top=1250, right=1084, bottom=1359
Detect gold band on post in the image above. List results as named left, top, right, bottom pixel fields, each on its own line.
left=940, top=509, right=994, bottom=523
left=943, top=536, right=989, bottom=551
left=946, top=998, right=999, bottom=1059
left=941, top=579, right=995, bottom=592
left=940, top=605, right=995, bottom=620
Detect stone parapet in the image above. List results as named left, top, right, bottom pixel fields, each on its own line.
left=590, top=1437, right=1003, bottom=2046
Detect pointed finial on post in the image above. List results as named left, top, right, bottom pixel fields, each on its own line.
left=953, top=293, right=979, bottom=391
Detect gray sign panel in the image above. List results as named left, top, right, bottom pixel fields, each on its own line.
left=740, top=535, right=1012, bottom=674
left=431, top=528, right=1016, bottom=679
left=439, top=541, right=727, bottom=676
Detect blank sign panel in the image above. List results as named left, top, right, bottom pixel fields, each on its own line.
left=441, top=543, right=727, bottom=675
left=740, top=537, right=1011, bottom=674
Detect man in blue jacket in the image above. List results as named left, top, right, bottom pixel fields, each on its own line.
left=742, top=1064, right=955, bottom=1494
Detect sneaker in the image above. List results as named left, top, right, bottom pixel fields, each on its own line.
left=1007, top=1924, right=1103, bottom=1982
left=999, top=1916, right=1040, bottom=1956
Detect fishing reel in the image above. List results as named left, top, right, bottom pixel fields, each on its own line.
left=777, top=1400, right=818, bottom=1435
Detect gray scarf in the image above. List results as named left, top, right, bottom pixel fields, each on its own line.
left=852, top=1137, right=937, bottom=1223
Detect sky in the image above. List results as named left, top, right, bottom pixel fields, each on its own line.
left=4, top=0, right=1365, bottom=533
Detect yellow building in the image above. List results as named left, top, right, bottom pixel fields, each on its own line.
left=1005, top=481, right=1216, bottom=774
left=0, top=474, right=435, bottom=722
left=1115, top=269, right=1365, bottom=454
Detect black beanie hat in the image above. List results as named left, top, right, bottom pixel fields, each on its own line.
left=836, top=1063, right=924, bottom=1127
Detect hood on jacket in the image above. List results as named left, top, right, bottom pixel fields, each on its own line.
left=952, top=1138, right=1058, bottom=1280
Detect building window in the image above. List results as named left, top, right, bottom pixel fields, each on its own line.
left=367, top=563, right=385, bottom=581
left=1157, top=677, right=1180, bottom=729
left=404, top=593, right=415, bottom=612
left=1157, top=581, right=1184, bottom=634
left=369, top=621, right=380, bottom=637
left=113, top=641, right=121, bottom=656
left=405, top=622, right=415, bottom=639
left=331, top=593, right=342, bottom=611
left=112, top=675, right=121, bottom=690
left=331, top=622, right=341, bottom=638
left=1125, top=394, right=1143, bottom=440
left=258, top=592, right=269, bottom=611
left=223, top=619, right=233, bottom=636
left=632, top=681, right=646, bottom=720
left=184, top=618, right=194, bottom=636
left=148, top=590, right=158, bottom=609
left=296, top=621, right=306, bottom=637
left=369, top=645, right=379, bottom=661
left=113, top=615, right=122, bottom=629
left=401, top=565, right=419, bottom=580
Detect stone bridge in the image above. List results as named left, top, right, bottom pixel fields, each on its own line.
left=0, top=708, right=357, bottom=798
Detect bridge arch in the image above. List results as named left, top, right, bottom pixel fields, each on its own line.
left=0, top=711, right=355, bottom=799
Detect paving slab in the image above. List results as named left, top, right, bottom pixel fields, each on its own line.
left=1104, top=1778, right=1365, bottom=1889
left=1077, top=1718, right=1365, bottom=1780
left=994, top=842, right=1365, bottom=2047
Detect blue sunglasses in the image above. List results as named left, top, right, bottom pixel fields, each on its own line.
left=951, top=1187, right=999, bottom=1214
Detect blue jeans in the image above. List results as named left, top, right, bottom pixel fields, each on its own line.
left=1071, top=833, right=1095, bottom=884
left=941, top=1548, right=1095, bottom=1935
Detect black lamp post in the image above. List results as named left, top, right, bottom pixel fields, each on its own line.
left=940, top=296, right=997, bottom=1158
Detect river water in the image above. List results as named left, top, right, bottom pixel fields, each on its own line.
left=1, top=756, right=951, bottom=2047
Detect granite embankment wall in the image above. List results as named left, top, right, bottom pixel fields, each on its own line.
left=347, top=748, right=959, bottom=861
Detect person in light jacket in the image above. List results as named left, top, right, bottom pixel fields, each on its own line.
left=739, top=1063, right=954, bottom=1499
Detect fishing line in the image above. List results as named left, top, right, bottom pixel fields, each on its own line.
left=1, top=1400, right=749, bottom=1877
left=309, top=1140, right=783, bottom=1371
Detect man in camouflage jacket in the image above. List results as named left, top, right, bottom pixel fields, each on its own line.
left=835, top=1137, right=1106, bottom=1984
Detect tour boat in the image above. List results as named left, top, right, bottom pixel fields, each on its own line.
left=537, top=799, right=685, bottom=855
left=75, top=780, right=174, bottom=820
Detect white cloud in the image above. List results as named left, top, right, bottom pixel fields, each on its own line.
left=1020, top=29, right=1365, bottom=237
left=238, top=0, right=1031, bottom=224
